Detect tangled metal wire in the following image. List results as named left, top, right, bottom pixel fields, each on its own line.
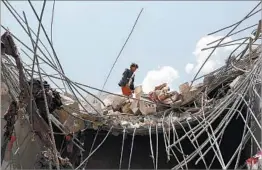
left=1, top=1, right=262, bottom=170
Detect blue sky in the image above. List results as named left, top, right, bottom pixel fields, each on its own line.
left=1, top=1, right=260, bottom=95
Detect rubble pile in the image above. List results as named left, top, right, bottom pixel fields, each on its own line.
left=34, top=151, right=73, bottom=169
left=54, top=46, right=260, bottom=134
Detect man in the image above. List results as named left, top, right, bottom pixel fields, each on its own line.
left=118, top=63, right=138, bottom=96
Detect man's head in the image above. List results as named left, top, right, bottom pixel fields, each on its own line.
left=130, top=63, right=138, bottom=72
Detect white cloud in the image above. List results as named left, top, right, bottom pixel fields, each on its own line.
left=185, top=63, right=194, bottom=74
left=185, top=35, right=241, bottom=75
left=142, top=66, right=179, bottom=93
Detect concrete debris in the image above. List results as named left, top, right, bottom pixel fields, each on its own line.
left=1, top=82, right=8, bottom=95
left=55, top=94, right=85, bottom=134
left=102, top=94, right=126, bottom=111
left=49, top=67, right=247, bottom=131
left=34, top=150, right=73, bottom=169
left=179, top=82, right=190, bottom=94
left=139, top=100, right=157, bottom=115
left=229, top=75, right=245, bottom=90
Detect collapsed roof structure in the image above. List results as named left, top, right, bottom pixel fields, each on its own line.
left=1, top=1, right=262, bottom=170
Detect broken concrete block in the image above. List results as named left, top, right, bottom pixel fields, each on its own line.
left=130, top=123, right=140, bottom=128
left=230, top=75, right=244, bottom=90
left=121, top=102, right=132, bottom=114
left=1, top=82, right=8, bottom=95
left=62, top=112, right=85, bottom=134
left=107, top=109, right=114, bottom=114
left=162, top=91, right=180, bottom=105
left=120, top=121, right=129, bottom=126
left=60, top=93, right=75, bottom=106
left=134, top=85, right=143, bottom=99
left=130, top=100, right=139, bottom=115
left=55, top=94, right=85, bottom=134
left=102, top=94, right=126, bottom=111
left=56, top=99, right=78, bottom=124
left=190, top=83, right=204, bottom=91
left=179, top=82, right=190, bottom=94
left=170, top=99, right=183, bottom=107
left=181, top=85, right=204, bottom=105
left=139, top=101, right=156, bottom=115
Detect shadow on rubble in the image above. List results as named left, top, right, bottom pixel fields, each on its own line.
left=76, top=104, right=250, bottom=169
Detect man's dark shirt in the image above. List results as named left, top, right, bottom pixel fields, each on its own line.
left=118, top=68, right=135, bottom=90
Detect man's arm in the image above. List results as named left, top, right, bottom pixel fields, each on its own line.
left=130, top=77, right=135, bottom=91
